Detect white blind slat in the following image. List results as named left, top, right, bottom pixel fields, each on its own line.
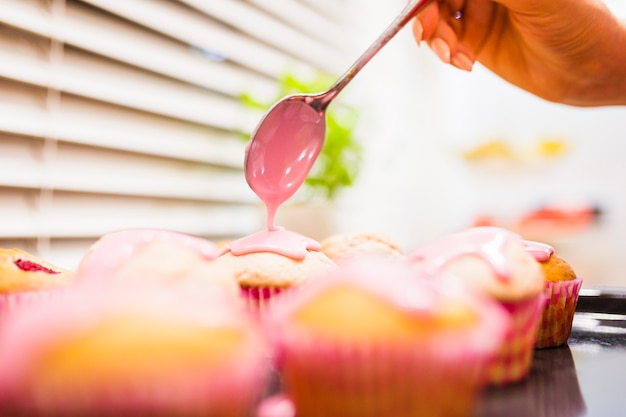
left=0, top=0, right=351, bottom=268
left=0, top=99, right=247, bottom=167
left=0, top=0, right=278, bottom=101
left=0, top=189, right=263, bottom=239
left=179, top=0, right=349, bottom=71
left=0, top=48, right=260, bottom=131
left=80, top=0, right=324, bottom=77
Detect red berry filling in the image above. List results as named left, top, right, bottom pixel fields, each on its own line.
left=14, top=259, right=60, bottom=274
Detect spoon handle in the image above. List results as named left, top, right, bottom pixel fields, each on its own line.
left=317, top=0, right=433, bottom=109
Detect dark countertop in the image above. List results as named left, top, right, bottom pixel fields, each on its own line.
left=478, top=287, right=626, bottom=417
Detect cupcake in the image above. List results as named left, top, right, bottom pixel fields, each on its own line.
left=265, top=258, right=508, bottom=417
left=0, top=248, right=75, bottom=324
left=319, top=231, right=404, bottom=261
left=77, top=228, right=217, bottom=283
left=525, top=241, right=583, bottom=348
left=407, top=226, right=546, bottom=385
left=211, top=228, right=337, bottom=317
left=0, top=283, right=269, bottom=416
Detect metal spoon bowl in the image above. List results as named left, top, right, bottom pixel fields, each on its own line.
left=245, top=0, right=433, bottom=223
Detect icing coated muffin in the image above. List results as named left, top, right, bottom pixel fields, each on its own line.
left=320, top=231, right=404, bottom=261
left=210, top=228, right=337, bottom=317
left=525, top=240, right=583, bottom=348
left=77, top=228, right=217, bottom=283
left=0, top=283, right=269, bottom=417
left=265, top=258, right=508, bottom=417
left=408, top=226, right=546, bottom=385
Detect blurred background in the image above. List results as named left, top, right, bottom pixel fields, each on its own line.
left=1, top=0, right=625, bottom=287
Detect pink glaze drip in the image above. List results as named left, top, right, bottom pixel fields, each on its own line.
left=218, top=227, right=321, bottom=260
left=14, top=259, right=59, bottom=274
left=244, top=100, right=325, bottom=231
left=523, top=240, right=554, bottom=262
left=408, top=227, right=523, bottom=281
left=78, top=229, right=217, bottom=281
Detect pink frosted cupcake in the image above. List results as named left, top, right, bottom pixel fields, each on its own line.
left=0, top=248, right=75, bottom=325
left=525, top=241, right=583, bottom=348
left=78, top=228, right=217, bottom=281
left=76, top=228, right=241, bottom=298
left=210, top=228, right=337, bottom=317
left=319, top=231, right=404, bottom=262
left=265, top=258, right=508, bottom=417
left=408, top=226, right=546, bottom=385
left=0, top=283, right=269, bottom=416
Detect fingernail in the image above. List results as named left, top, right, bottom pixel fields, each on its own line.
left=451, top=52, right=474, bottom=71
left=412, top=21, right=423, bottom=46
left=430, top=38, right=450, bottom=63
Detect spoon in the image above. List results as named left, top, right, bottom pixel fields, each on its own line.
left=245, top=0, right=433, bottom=230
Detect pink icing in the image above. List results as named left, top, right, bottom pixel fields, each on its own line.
left=523, top=240, right=554, bottom=262
left=218, top=227, right=321, bottom=260
left=245, top=100, right=325, bottom=231
left=239, top=100, right=326, bottom=260
left=407, top=227, right=524, bottom=281
left=77, top=228, right=217, bottom=281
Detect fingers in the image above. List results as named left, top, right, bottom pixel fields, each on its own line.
left=413, top=0, right=476, bottom=71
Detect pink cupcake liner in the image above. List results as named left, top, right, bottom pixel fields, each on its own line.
left=4, top=360, right=268, bottom=417
left=0, top=287, right=270, bottom=417
left=241, top=287, right=290, bottom=318
left=273, top=330, right=496, bottom=417
left=535, top=277, right=583, bottom=349
left=486, top=295, right=544, bottom=385
left=0, top=289, right=69, bottom=327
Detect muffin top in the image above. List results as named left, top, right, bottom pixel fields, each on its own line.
left=210, top=227, right=337, bottom=288
left=209, top=250, right=336, bottom=288
left=106, top=241, right=239, bottom=296
left=77, top=228, right=216, bottom=282
left=0, top=283, right=266, bottom=402
left=407, top=227, right=546, bottom=303
left=266, top=258, right=508, bottom=350
left=320, top=231, right=404, bottom=262
left=0, top=248, right=75, bottom=293
left=523, top=240, right=577, bottom=283
left=539, top=255, right=577, bottom=282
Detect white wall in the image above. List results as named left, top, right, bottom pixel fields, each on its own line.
left=335, top=0, right=626, bottom=286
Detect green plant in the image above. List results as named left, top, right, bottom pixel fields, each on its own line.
left=241, top=70, right=362, bottom=201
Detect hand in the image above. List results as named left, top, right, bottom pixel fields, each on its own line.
left=413, top=0, right=626, bottom=106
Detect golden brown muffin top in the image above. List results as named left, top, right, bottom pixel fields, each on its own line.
left=292, top=284, right=478, bottom=343
left=320, top=231, right=404, bottom=261
left=0, top=248, right=75, bottom=293
left=208, top=250, right=337, bottom=288
left=540, top=255, right=577, bottom=282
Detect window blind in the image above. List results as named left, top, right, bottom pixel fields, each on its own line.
left=0, top=0, right=352, bottom=269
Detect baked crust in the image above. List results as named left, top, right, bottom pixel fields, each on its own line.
left=540, top=255, right=577, bottom=282
left=0, top=248, right=75, bottom=293
left=320, top=232, right=404, bottom=261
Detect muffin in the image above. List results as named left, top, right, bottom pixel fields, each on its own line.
left=0, top=283, right=269, bottom=417
left=320, top=231, right=404, bottom=261
left=211, top=228, right=337, bottom=317
left=0, top=248, right=75, bottom=324
left=407, top=226, right=546, bottom=385
left=265, top=258, right=508, bottom=417
left=525, top=240, right=583, bottom=348
left=77, top=228, right=217, bottom=283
